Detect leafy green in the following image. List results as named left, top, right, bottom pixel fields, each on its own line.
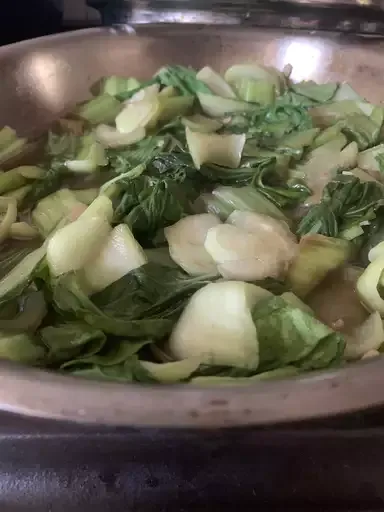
left=341, top=113, right=381, bottom=150
left=109, top=153, right=200, bottom=242
left=156, top=66, right=212, bottom=96
left=61, top=339, right=150, bottom=370
left=66, top=356, right=154, bottom=383
left=199, top=156, right=310, bottom=209
left=40, top=322, right=107, bottom=365
left=297, top=175, right=384, bottom=240
left=251, top=296, right=345, bottom=371
left=118, top=176, right=192, bottom=241
left=48, top=263, right=216, bottom=339
left=0, top=331, right=45, bottom=364
left=3, top=62, right=380, bottom=384
left=107, top=135, right=166, bottom=175
left=226, top=102, right=313, bottom=142
left=201, top=185, right=288, bottom=222
left=49, top=273, right=172, bottom=339
left=91, top=262, right=216, bottom=321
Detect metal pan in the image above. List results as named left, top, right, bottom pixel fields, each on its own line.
left=1, top=26, right=384, bottom=427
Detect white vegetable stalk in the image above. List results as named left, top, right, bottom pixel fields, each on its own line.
left=368, top=241, right=384, bottom=262
left=182, top=114, right=222, bottom=134
left=83, top=224, right=148, bottom=293
left=196, top=66, right=236, bottom=99
left=224, top=64, right=285, bottom=94
left=204, top=211, right=298, bottom=282
left=47, top=196, right=114, bottom=277
left=95, top=124, right=146, bottom=148
left=186, top=127, right=246, bottom=169
left=344, top=312, right=384, bottom=360
left=10, top=222, right=39, bottom=240
left=65, top=135, right=107, bottom=173
left=338, top=141, right=358, bottom=170
left=168, top=281, right=272, bottom=369
left=0, top=246, right=46, bottom=301
left=0, top=197, right=17, bottom=243
left=128, top=84, right=160, bottom=103
left=47, top=215, right=112, bottom=277
left=116, top=84, right=160, bottom=134
left=197, top=92, right=254, bottom=117
left=140, top=357, right=202, bottom=383
left=357, top=144, right=384, bottom=179
left=164, top=213, right=221, bottom=276
left=79, top=195, right=114, bottom=224
left=357, top=255, right=384, bottom=315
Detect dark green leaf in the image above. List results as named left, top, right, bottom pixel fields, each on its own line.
left=39, top=322, right=106, bottom=364
left=92, top=262, right=216, bottom=321
left=49, top=273, right=172, bottom=339
left=61, top=339, right=150, bottom=369
left=47, top=264, right=216, bottom=339
left=121, top=178, right=191, bottom=241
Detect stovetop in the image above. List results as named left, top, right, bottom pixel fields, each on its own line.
left=0, top=409, right=382, bottom=511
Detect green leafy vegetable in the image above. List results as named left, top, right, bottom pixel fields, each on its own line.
left=1, top=61, right=382, bottom=385
left=252, top=296, right=345, bottom=372
left=156, top=65, right=212, bottom=96
left=40, top=322, right=106, bottom=365
left=48, top=262, right=216, bottom=339
left=297, top=175, right=384, bottom=240
left=0, top=331, right=45, bottom=364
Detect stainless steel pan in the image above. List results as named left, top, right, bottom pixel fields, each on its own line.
left=0, top=26, right=384, bottom=427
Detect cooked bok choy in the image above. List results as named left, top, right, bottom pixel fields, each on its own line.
left=0, top=60, right=383, bottom=383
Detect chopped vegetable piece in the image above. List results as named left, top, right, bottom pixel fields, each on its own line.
left=186, top=127, right=246, bottom=169
left=76, top=94, right=122, bottom=125
left=83, top=224, right=148, bottom=293
left=1, top=60, right=383, bottom=385
left=196, top=67, right=236, bottom=99
left=287, top=235, right=351, bottom=298
left=169, top=281, right=271, bottom=369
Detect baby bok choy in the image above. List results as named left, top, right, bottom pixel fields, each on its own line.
left=168, top=281, right=344, bottom=373
left=0, top=58, right=383, bottom=383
